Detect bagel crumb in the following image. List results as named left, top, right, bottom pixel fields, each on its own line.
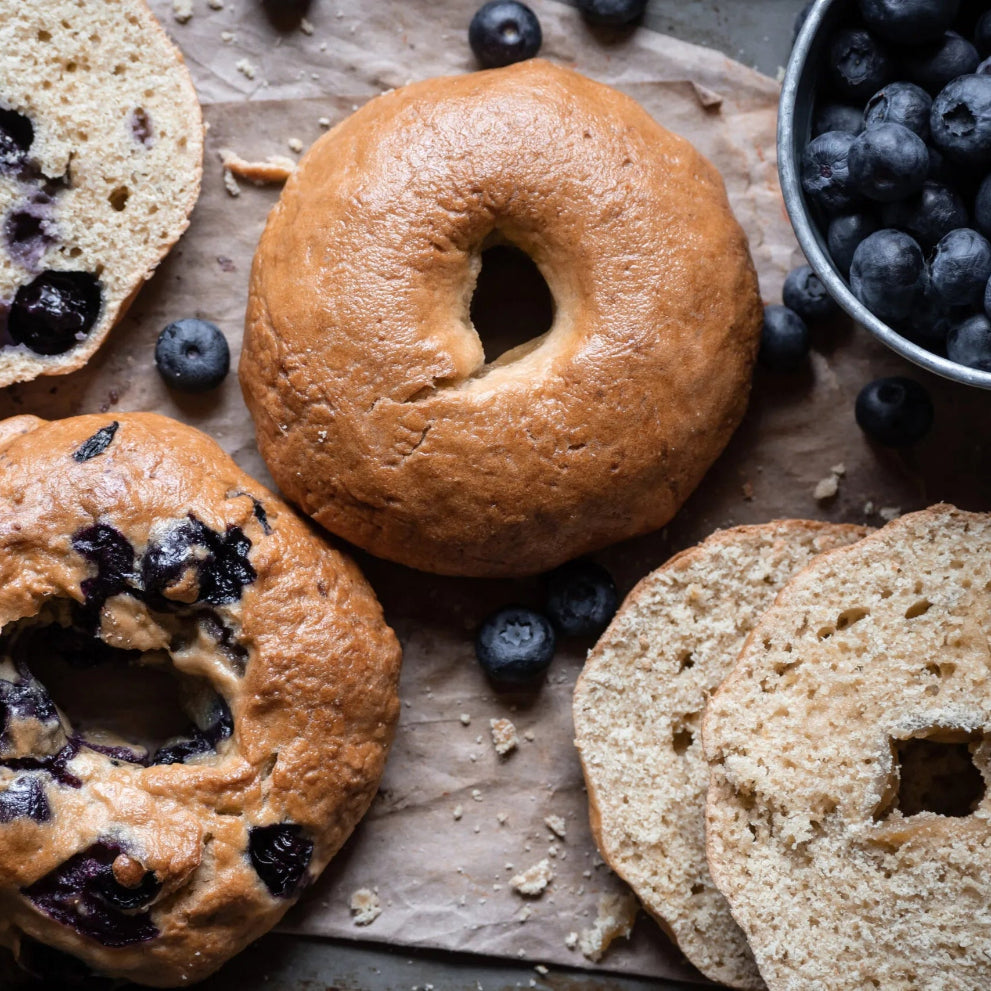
left=579, top=893, right=638, bottom=962
left=349, top=888, right=381, bottom=926
left=510, top=860, right=553, bottom=897
left=172, top=0, right=192, bottom=22
left=544, top=815, right=567, bottom=839
left=459, top=713, right=471, bottom=725
left=235, top=58, right=257, bottom=80
left=452, top=805, right=463, bottom=821
left=490, top=717, right=518, bottom=756
left=565, top=931, right=578, bottom=950
left=300, top=17, right=314, bottom=34
left=880, top=505, right=902, bottom=521
left=814, top=475, right=839, bottom=501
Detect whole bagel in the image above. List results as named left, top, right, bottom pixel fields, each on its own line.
left=241, top=59, right=762, bottom=577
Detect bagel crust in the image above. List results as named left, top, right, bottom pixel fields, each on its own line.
left=0, top=413, right=400, bottom=986
left=704, top=506, right=991, bottom=991
left=241, top=60, right=762, bottom=577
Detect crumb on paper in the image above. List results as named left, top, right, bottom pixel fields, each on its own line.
left=813, top=474, right=839, bottom=501
left=864, top=500, right=875, bottom=515
left=349, top=888, right=381, bottom=926
left=222, top=168, right=240, bottom=198
left=510, top=859, right=553, bottom=898
left=831, top=462, right=847, bottom=476
left=207, top=0, right=223, bottom=8
left=216, top=256, right=235, bottom=273
left=497, top=812, right=508, bottom=826
left=518, top=904, right=532, bottom=923
left=523, top=728, right=535, bottom=742
left=218, top=148, right=295, bottom=185
left=490, top=717, right=518, bottom=756
left=300, top=16, right=315, bottom=33
left=565, top=931, right=578, bottom=950
left=535, top=965, right=548, bottom=975
left=288, top=137, right=304, bottom=153
left=471, top=788, right=483, bottom=802
left=579, top=893, right=639, bottom=962
left=544, top=815, right=566, bottom=839
left=547, top=843, right=559, bottom=859
left=452, top=804, right=463, bottom=821
left=459, top=713, right=471, bottom=726
left=742, top=480, right=755, bottom=501
left=236, top=58, right=257, bottom=80
left=318, top=115, right=332, bottom=128
left=880, top=506, right=902, bottom=522
left=172, top=0, right=192, bottom=22
left=220, top=30, right=235, bottom=43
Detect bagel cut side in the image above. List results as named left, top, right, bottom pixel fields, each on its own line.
left=704, top=505, right=991, bottom=991
left=574, top=521, right=868, bottom=990
left=241, top=59, right=762, bottom=577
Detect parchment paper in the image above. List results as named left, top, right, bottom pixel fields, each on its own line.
left=5, top=0, right=991, bottom=983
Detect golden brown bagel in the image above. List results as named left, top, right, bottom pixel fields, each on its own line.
left=241, top=60, right=762, bottom=577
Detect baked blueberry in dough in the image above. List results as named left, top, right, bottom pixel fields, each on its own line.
left=0, top=413, right=401, bottom=987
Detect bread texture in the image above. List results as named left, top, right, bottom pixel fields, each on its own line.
left=0, top=0, right=203, bottom=386
left=704, top=505, right=991, bottom=991
left=0, top=413, right=400, bottom=986
left=573, top=521, right=868, bottom=989
left=241, top=59, right=762, bottom=577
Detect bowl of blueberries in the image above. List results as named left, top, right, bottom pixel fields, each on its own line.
left=780, top=0, right=991, bottom=387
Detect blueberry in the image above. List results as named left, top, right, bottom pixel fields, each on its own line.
left=468, top=1, right=542, bottom=68
left=155, top=318, right=230, bottom=392
left=827, top=27, right=892, bottom=103
left=71, top=524, right=137, bottom=621
left=77, top=738, right=148, bottom=765
left=827, top=212, right=881, bottom=276
left=847, top=122, right=929, bottom=201
left=248, top=823, right=313, bottom=898
left=24, top=842, right=160, bottom=947
left=2, top=740, right=81, bottom=788
left=475, top=606, right=555, bottom=687
left=4, top=191, right=56, bottom=271
left=931, top=74, right=991, bottom=166
left=800, top=131, right=860, bottom=214
left=72, top=421, right=118, bottom=463
left=947, top=312, right=991, bottom=369
left=8, top=271, right=102, bottom=356
left=906, top=31, right=980, bottom=94
left=813, top=102, right=866, bottom=137
left=0, top=775, right=50, bottom=823
left=898, top=276, right=962, bottom=353
left=879, top=180, right=968, bottom=247
left=782, top=265, right=840, bottom=322
left=0, top=108, right=33, bottom=171
left=976, top=173, right=991, bottom=238
left=978, top=11, right=991, bottom=57
left=577, top=0, right=646, bottom=25
left=850, top=229, right=926, bottom=323
left=859, top=0, right=959, bottom=44
left=930, top=228, right=991, bottom=305
left=864, top=81, right=932, bottom=139
left=544, top=559, right=618, bottom=637
left=855, top=377, right=934, bottom=446
left=0, top=675, right=59, bottom=732
left=150, top=735, right=211, bottom=766
left=758, top=306, right=810, bottom=372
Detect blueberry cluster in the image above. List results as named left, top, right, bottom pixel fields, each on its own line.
left=800, top=0, right=991, bottom=370
left=474, top=559, right=618, bottom=688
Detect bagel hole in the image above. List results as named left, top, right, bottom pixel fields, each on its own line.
left=876, top=734, right=986, bottom=821
left=469, top=244, right=554, bottom=365
left=0, top=602, right=230, bottom=765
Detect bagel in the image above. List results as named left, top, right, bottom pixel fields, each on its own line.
left=573, top=520, right=868, bottom=990
left=240, top=59, right=762, bottom=577
left=0, top=413, right=400, bottom=987
left=0, top=0, right=203, bottom=386
left=703, top=505, right=991, bottom=991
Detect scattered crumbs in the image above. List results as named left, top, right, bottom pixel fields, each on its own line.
left=831, top=462, right=847, bottom=476
left=469, top=753, right=478, bottom=762
left=236, top=58, right=257, bottom=80
left=172, top=0, right=193, bottom=22
left=452, top=805, right=463, bottom=821
left=490, top=717, right=518, bottom=756
left=300, top=16, right=315, bottom=33
left=492, top=883, right=502, bottom=892
left=207, top=0, right=223, bottom=8
left=475, top=735, right=483, bottom=744
left=547, top=843, right=560, bottom=859
left=582, top=869, right=592, bottom=879
left=473, top=825, right=481, bottom=834
left=518, top=905, right=532, bottom=923
left=742, top=480, right=755, bottom=501
left=222, top=168, right=240, bottom=197
left=460, top=713, right=471, bottom=726
left=579, top=893, right=639, bottom=962
left=220, top=30, right=235, bottom=43
left=880, top=506, right=902, bottom=522
left=471, top=788, right=483, bottom=802
left=813, top=473, right=839, bottom=501
left=535, top=965, right=549, bottom=975
left=864, top=500, right=875, bottom=515
left=497, top=812, right=509, bottom=826
left=565, top=931, right=578, bottom=950
left=544, top=815, right=566, bottom=839
left=317, top=430, right=327, bottom=443
left=318, top=116, right=332, bottom=128
left=219, top=147, right=295, bottom=184
left=288, top=137, right=304, bottom=153
left=523, top=728, right=536, bottom=742
left=319, top=41, right=328, bottom=51
left=517, top=949, right=527, bottom=959
left=349, top=888, right=382, bottom=926
left=509, top=859, right=553, bottom=898
left=505, top=863, right=514, bottom=871
left=524, top=842, right=532, bottom=852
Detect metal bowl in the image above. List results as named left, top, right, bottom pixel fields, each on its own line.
left=778, top=0, right=991, bottom=390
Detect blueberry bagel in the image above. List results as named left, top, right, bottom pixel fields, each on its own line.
left=241, top=59, right=762, bottom=577
left=0, top=413, right=401, bottom=986
left=0, top=0, right=203, bottom=386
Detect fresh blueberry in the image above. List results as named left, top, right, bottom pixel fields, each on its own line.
left=758, top=306, right=810, bottom=372
left=0, top=108, right=33, bottom=171
left=544, top=559, right=618, bottom=637
left=468, top=1, right=542, bottom=68
left=782, top=265, right=840, bottom=322
left=827, top=27, right=891, bottom=103
left=850, top=229, right=926, bottom=323
left=827, top=212, right=881, bottom=276
left=475, top=606, right=555, bottom=687
left=905, top=31, right=980, bottom=94
left=930, top=228, right=991, bottom=306
left=248, top=823, right=313, bottom=898
left=864, top=81, right=932, bottom=139
left=879, top=180, right=968, bottom=247
left=848, top=122, right=929, bottom=201
left=976, top=173, right=991, bottom=238
left=72, top=421, right=118, bottom=463
left=8, top=271, right=102, bottom=355
left=24, top=842, right=160, bottom=947
left=898, top=276, right=962, bottom=353
left=576, top=0, right=646, bottom=25
left=859, top=0, right=959, bottom=44
left=931, top=74, right=991, bottom=166
left=154, top=318, right=230, bottom=393
left=813, top=102, right=865, bottom=137
left=925, top=143, right=949, bottom=181
left=855, top=377, right=934, bottom=446
left=801, top=131, right=860, bottom=214
left=948, top=312, right=991, bottom=369
left=0, top=775, right=50, bottom=823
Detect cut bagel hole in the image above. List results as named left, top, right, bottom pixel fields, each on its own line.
left=469, top=243, right=554, bottom=366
